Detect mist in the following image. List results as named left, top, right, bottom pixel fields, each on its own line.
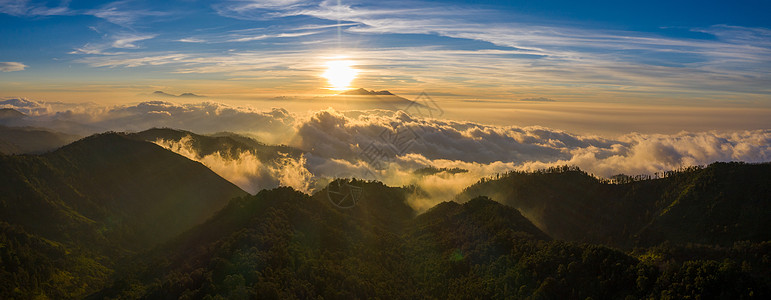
left=3, top=98, right=770, bottom=211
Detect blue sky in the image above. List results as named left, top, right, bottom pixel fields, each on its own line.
left=1, top=0, right=770, bottom=105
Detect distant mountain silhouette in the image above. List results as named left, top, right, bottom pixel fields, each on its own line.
left=314, top=88, right=424, bottom=111
left=0, top=125, right=79, bottom=154
left=0, top=108, right=25, bottom=120
left=339, top=88, right=395, bottom=96
left=151, top=91, right=205, bottom=98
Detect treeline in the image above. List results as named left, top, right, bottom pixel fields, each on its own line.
left=457, top=161, right=771, bottom=248
left=477, top=164, right=709, bottom=185
left=1, top=129, right=769, bottom=299
left=92, top=189, right=770, bottom=299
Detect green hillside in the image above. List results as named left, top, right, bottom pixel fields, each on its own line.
left=0, top=133, right=246, bottom=298
left=1, top=130, right=769, bottom=299
left=457, top=162, right=771, bottom=248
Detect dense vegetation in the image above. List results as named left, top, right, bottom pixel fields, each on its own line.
left=93, top=183, right=770, bottom=299
left=0, top=133, right=246, bottom=298
left=0, top=130, right=769, bottom=299
left=457, top=162, right=771, bottom=248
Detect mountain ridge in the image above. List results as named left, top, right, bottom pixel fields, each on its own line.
left=456, top=162, right=771, bottom=248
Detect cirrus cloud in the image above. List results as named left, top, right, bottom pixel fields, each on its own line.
left=0, top=61, right=27, bottom=72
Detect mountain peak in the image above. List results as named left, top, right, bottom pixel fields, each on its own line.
left=339, top=88, right=394, bottom=96
left=152, top=91, right=205, bottom=98
left=0, top=108, right=26, bottom=119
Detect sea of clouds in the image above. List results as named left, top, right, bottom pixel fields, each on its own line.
left=3, top=98, right=769, bottom=210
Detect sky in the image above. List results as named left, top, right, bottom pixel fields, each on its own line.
left=1, top=0, right=771, bottom=134
left=2, top=1, right=771, bottom=202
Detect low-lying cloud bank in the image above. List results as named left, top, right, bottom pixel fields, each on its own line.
left=3, top=98, right=769, bottom=209
left=153, top=136, right=313, bottom=194
left=1, top=98, right=294, bottom=143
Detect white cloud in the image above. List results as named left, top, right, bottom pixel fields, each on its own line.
left=208, top=0, right=771, bottom=97
left=9, top=101, right=769, bottom=210
left=177, top=37, right=206, bottom=43
left=0, top=61, right=26, bottom=72
left=86, top=1, right=168, bottom=27
left=228, top=30, right=321, bottom=42
left=153, top=135, right=313, bottom=194
left=111, top=33, right=157, bottom=49
left=0, top=0, right=70, bottom=16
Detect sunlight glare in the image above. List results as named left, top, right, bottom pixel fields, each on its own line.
left=322, top=60, right=358, bottom=91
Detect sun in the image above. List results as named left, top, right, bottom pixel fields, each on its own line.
left=322, top=59, right=358, bottom=91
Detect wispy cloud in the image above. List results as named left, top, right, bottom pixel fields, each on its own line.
left=207, top=0, right=771, bottom=98
left=68, top=32, right=156, bottom=55
left=177, top=37, right=205, bottom=43
left=0, top=0, right=71, bottom=16
left=0, top=0, right=164, bottom=27
left=111, top=33, right=156, bottom=48
left=86, top=1, right=168, bottom=27
left=228, top=30, right=321, bottom=42
left=76, top=53, right=189, bottom=68
left=5, top=0, right=771, bottom=103
left=0, top=61, right=27, bottom=72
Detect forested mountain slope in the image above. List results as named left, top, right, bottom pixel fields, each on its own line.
left=457, top=162, right=771, bottom=248
left=0, top=133, right=246, bottom=298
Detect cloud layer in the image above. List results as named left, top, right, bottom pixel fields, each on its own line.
left=3, top=99, right=769, bottom=209
left=0, top=61, right=26, bottom=72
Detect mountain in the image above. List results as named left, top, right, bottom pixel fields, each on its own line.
left=92, top=183, right=421, bottom=299
left=151, top=91, right=205, bottom=98
left=339, top=88, right=395, bottom=96
left=1, top=127, right=769, bottom=298
left=311, top=88, right=421, bottom=111
left=91, top=185, right=554, bottom=299
left=456, top=162, right=771, bottom=248
left=0, top=132, right=247, bottom=248
left=0, top=108, right=25, bottom=121
left=94, top=185, right=769, bottom=299
left=0, top=133, right=246, bottom=297
left=134, top=127, right=304, bottom=161
left=0, top=125, right=80, bottom=154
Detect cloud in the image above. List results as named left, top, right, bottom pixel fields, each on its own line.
left=9, top=100, right=296, bottom=142
left=9, top=101, right=771, bottom=210
left=153, top=135, right=313, bottom=194
left=69, top=33, right=157, bottom=55
left=0, top=61, right=27, bottom=72
left=206, top=1, right=771, bottom=98
left=86, top=1, right=168, bottom=27
left=289, top=108, right=770, bottom=178
left=520, top=97, right=555, bottom=102
left=75, top=53, right=189, bottom=67
left=177, top=37, right=205, bottom=43
left=0, top=97, right=49, bottom=115
left=0, top=0, right=70, bottom=16
left=111, top=33, right=156, bottom=48
left=286, top=109, right=771, bottom=209
left=228, top=30, right=321, bottom=42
